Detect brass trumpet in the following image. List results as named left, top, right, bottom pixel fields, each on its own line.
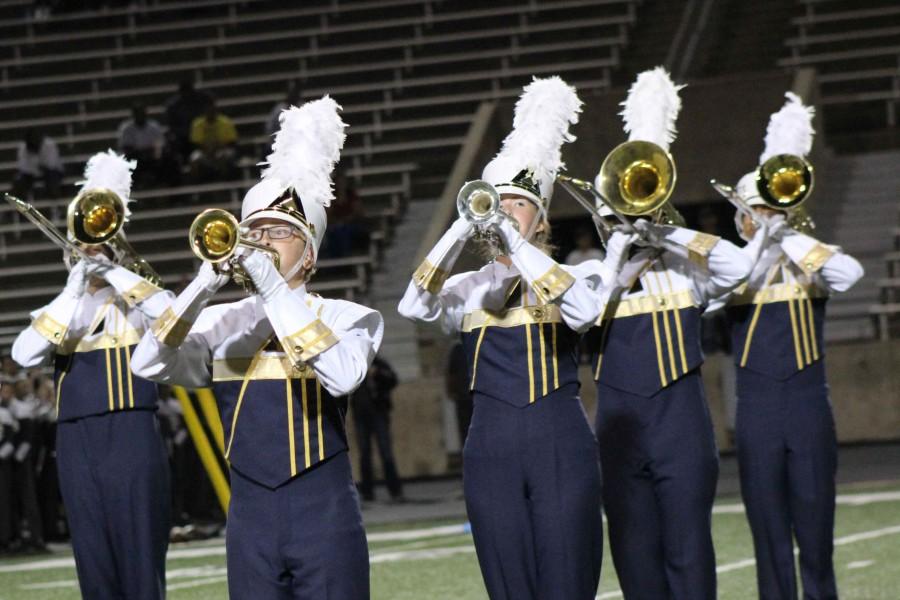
left=189, top=208, right=281, bottom=293
left=456, top=180, right=516, bottom=257
left=4, top=190, right=161, bottom=286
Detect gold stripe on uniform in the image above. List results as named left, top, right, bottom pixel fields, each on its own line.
left=601, top=290, right=696, bottom=321
left=806, top=297, right=819, bottom=361
left=301, top=380, right=311, bottom=469
left=661, top=270, right=689, bottom=373
left=212, top=356, right=316, bottom=381
left=739, top=302, right=766, bottom=368
left=115, top=347, right=125, bottom=411
left=468, top=326, right=488, bottom=390
left=55, top=371, right=67, bottom=413
left=105, top=348, right=114, bottom=411
left=660, top=308, right=678, bottom=380
left=729, top=282, right=827, bottom=306
left=650, top=311, right=668, bottom=387
left=286, top=378, right=297, bottom=477
left=462, top=304, right=562, bottom=332
left=786, top=300, right=804, bottom=370
left=224, top=340, right=271, bottom=458
left=125, top=345, right=135, bottom=408
left=551, top=323, right=559, bottom=389
left=525, top=324, right=535, bottom=403
left=316, top=381, right=325, bottom=461
left=538, top=323, right=548, bottom=396
left=796, top=298, right=812, bottom=366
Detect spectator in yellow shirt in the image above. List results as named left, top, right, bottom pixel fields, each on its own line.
left=189, top=97, right=239, bottom=182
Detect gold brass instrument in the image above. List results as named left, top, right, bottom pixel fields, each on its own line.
left=556, top=174, right=632, bottom=233
left=189, top=208, right=281, bottom=292
left=456, top=180, right=514, bottom=257
left=597, top=140, right=676, bottom=217
left=756, top=154, right=814, bottom=210
left=4, top=190, right=161, bottom=286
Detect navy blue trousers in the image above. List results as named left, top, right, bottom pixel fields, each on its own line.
left=56, top=409, right=170, bottom=600
left=595, top=370, right=719, bottom=600
left=226, top=451, right=369, bottom=600
left=736, top=360, right=837, bottom=600
left=463, top=384, right=603, bottom=600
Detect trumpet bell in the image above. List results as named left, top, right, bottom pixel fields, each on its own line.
left=68, top=188, right=126, bottom=245
left=190, top=208, right=240, bottom=263
left=756, top=154, right=813, bottom=209
left=457, top=180, right=501, bottom=225
left=597, top=140, right=676, bottom=216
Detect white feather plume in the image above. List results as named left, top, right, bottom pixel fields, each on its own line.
left=760, top=92, right=815, bottom=162
left=261, top=95, right=347, bottom=208
left=492, top=76, right=582, bottom=183
left=619, top=66, right=685, bottom=150
left=77, top=150, right=137, bottom=217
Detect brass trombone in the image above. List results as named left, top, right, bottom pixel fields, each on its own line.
left=4, top=190, right=161, bottom=286
left=756, top=154, right=814, bottom=210
left=557, top=140, right=678, bottom=232
left=188, top=208, right=281, bottom=293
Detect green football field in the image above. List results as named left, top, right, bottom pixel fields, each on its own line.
left=2, top=481, right=898, bottom=599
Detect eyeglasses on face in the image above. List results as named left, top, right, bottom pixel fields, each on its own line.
left=244, top=225, right=301, bottom=243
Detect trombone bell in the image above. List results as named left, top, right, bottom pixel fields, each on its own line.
left=756, top=154, right=813, bottom=209
left=68, top=188, right=126, bottom=245
left=598, top=141, right=676, bottom=216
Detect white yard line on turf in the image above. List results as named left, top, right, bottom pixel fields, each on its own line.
left=713, top=490, right=900, bottom=515
left=595, top=524, right=900, bottom=600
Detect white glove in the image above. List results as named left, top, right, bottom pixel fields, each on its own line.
left=631, top=219, right=666, bottom=247
left=491, top=214, right=526, bottom=254
left=605, top=230, right=639, bottom=271
left=62, top=260, right=89, bottom=299
left=196, top=261, right=230, bottom=293
left=764, top=213, right=789, bottom=241
left=239, top=250, right=288, bottom=302
left=448, top=216, right=475, bottom=240
left=82, top=253, right=114, bottom=279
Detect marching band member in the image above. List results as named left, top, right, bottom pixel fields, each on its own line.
left=713, top=93, right=863, bottom=600
left=132, top=97, right=382, bottom=599
left=12, top=151, right=173, bottom=599
left=399, top=77, right=606, bottom=600
left=588, top=68, right=754, bottom=599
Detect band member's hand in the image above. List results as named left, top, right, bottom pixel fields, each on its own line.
left=196, top=261, right=230, bottom=293
left=764, top=213, right=789, bottom=241
left=449, top=216, right=474, bottom=240
left=605, top=230, right=639, bottom=270
left=492, top=214, right=525, bottom=254
left=62, top=260, right=90, bottom=299
left=240, top=250, right=287, bottom=302
left=82, top=254, right=114, bottom=279
left=632, top=219, right=665, bottom=247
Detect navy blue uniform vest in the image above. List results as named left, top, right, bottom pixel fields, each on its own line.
left=726, top=282, right=827, bottom=380
left=213, top=356, right=348, bottom=489
left=54, top=343, right=158, bottom=422
left=461, top=304, right=580, bottom=407
left=592, top=290, right=704, bottom=397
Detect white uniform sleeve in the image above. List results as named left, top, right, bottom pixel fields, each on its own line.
left=398, top=218, right=474, bottom=334
left=780, top=232, right=864, bottom=293
left=102, top=265, right=175, bottom=327
left=130, top=275, right=222, bottom=389
left=661, top=226, right=753, bottom=304
left=11, top=292, right=83, bottom=368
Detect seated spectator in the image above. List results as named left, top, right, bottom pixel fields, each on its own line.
left=117, top=104, right=179, bottom=188
left=564, top=226, right=604, bottom=265
left=323, top=170, right=368, bottom=258
left=10, top=130, right=64, bottom=200
left=265, top=84, right=302, bottom=138
left=164, top=81, right=212, bottom=164
left=188, top=98, right=239, bottom=182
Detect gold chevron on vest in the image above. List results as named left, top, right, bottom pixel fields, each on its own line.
left=592, top=262, right=704, bottom=397
left=727, top=279, right=828, bottom=379
left=212, top=346, right=348, bottom=489
left=461, top=296, right=580, bottom=407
